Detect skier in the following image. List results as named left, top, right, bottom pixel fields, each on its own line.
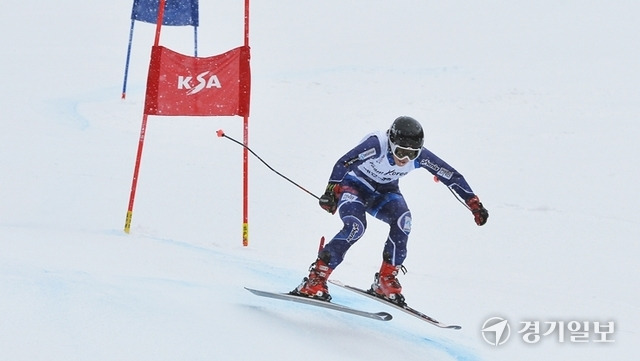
left=291, top=116, right=488, bottom=305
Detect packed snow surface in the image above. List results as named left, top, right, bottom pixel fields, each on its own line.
left=1, top=1, right=637, bottom=360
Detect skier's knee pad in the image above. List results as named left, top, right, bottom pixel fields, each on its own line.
left=396, top=211, right=412, bottom=235
left=342, top=215, right=366, bottom=243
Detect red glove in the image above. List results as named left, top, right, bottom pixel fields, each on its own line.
left=466, top=196, right=488, bottom=226
left=319, top=183, right=341, bottom=214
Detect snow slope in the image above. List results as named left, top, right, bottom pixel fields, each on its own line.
left=1, top=1, right=637, bottom=360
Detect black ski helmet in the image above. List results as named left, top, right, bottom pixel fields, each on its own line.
left=388, top=116, right=424, bottom=149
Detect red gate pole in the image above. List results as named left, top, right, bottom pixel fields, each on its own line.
left=152, top=0, right=166, bottom=47
left=242, top=0, right=250, bottom=246
left=124, top=114, right=149, bottom=233
left=124, top=0, right=166, bottom=234
left=242, top=117, right=249, bottom=246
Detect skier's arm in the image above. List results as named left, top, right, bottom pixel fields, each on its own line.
left=327, top=135, right=381, bottom=183
left=417, top=149, right=476, bottom=202
left=318, top=135, right=380, bottom=214
left=417, top=149, right=488, bottom=225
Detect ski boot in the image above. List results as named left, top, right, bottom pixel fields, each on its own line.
left=291, top=259, right=333, bottom=301
left=370, top=261, right=407, bottom=306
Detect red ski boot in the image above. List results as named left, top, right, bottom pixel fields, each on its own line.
left=292, top=259, right=333, bottom=301
left=371, top=261, right=406, bottom=305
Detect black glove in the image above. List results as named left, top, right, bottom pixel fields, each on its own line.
left=319, top=183, right=341, bottom=214
left=466, top=196, right=488, bottom=226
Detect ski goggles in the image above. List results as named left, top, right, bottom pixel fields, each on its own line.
left=391, top=143, right=421, bottom=161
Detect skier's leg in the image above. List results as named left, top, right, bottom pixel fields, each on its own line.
left=369, top=192, right=411, bottom=302
left=320, top=193, right=368, bottom=269
left=292, top=190, right=368, bottom=299
left=370, top=192, right=411, bottom=266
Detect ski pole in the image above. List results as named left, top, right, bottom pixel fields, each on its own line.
left=216, top=129, right=320, bottom=200
left=433, top=175, right=471, bottom=210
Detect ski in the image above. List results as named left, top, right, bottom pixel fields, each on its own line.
left=328, top=280, right=461, bottom=330
left=244, top=287, right=393, bottom=321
